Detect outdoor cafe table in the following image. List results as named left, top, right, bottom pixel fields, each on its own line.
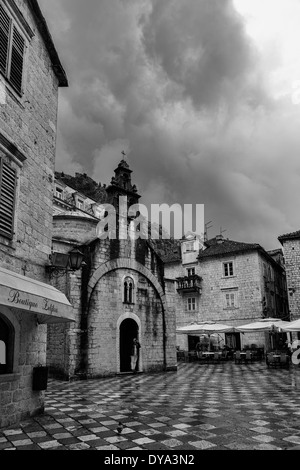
left=202, top=351, right=223, bottom=361
left=233, top=351, right=254, bottom=360
left=202, top=351, right=222, bottom=357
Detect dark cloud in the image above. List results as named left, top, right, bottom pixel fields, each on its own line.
left=141, top=0, right=263, bottom=110
left=38, top=0, right=300, bottom=249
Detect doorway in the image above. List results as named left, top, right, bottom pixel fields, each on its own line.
left=120, top=318, right=138, bottom=373
left=225, top=332, right=241, bottom=350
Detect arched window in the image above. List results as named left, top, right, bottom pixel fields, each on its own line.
left=123, top=276, right=134, bottom=304
left=0, top=314, right=14, bottom=374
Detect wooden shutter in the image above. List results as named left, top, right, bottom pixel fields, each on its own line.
left=9, top=25, right=25, bottom=93
left=0, top=158, right=17, bottom=238
left=0, top=3, right=10, bottom=74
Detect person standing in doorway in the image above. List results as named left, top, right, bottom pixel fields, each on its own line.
left=131, top=338, right=141, bottom=373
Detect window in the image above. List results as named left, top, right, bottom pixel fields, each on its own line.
left=55, top=187, right=64, bottom=199
left=185, top=241, right=195, bottom=252
left=223, top=290, right=238, bottom=309
left=225, top=293, right=235, bottom=308
left=187, top=297, right=196, bottom=311
left=0, top=157, right=17, bottom=239
left=124, top=276, right=134, bottom=304
left=223, top=261, right=234, bottom=277
left=0, top=3, right=26, bottom=95
left=187, top=267, right=195, bottom=277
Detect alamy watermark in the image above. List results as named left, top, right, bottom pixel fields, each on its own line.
left=291, top=340, right=300, bottom=365
left=95, top=196, right=205, bottom=241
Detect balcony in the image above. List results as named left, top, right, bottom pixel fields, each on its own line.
left=176, top=275, right=202, bottom=294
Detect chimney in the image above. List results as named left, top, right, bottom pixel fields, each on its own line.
left=216, top=234, right=224, bottom=244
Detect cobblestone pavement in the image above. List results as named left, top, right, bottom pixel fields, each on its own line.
left=1, top=361, right=300, bottom=451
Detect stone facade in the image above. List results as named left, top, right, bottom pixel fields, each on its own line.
left=46, top=160, right=177, bottom=380
left=0, top=0, right=68, bottom=428
left=163, top=235, right=289, bottom=352
left=278, top=231, right=300, bottom=322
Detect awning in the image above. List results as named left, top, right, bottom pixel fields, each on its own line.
left=235, top=318, right=290, bottom=332
left=176, top=321, right=236, bottom=334
left=0, top=267, right=75, bottom=324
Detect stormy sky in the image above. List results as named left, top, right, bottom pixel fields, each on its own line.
left=38, top=0, right=300, bottom=250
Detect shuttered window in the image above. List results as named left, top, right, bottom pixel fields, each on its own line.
left=0, top=158, right=17, bottom=239
left=0, top=3, right=25, bottom=94
left=0, top=3, right=10, bottom=74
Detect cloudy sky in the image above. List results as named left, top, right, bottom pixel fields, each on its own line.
left=39, top=0, right=300, bottom=250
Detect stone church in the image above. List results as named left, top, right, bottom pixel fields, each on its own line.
left=46, top=158, right=177, bottom=379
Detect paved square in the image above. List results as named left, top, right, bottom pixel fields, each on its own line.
left=1, top=361, right=300, bottom=450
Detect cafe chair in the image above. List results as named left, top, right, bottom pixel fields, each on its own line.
left=176, top=350, right=185, bottom=362
left=235, top=351, right=242, bottom=364
left=280, top=353, right=289, bottom=369
left=266, top=353, right=277, bottom=368
left=245, top=350, right=253, bottom=363
left=221, top=350, right=228, bottom=361
left=213, top=351, right=221, bottom=363
left=188, top=351, right=198, bottom=362
left=197, top=351, right=205, bottom=362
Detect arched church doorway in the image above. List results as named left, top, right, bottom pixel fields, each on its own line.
left=120, top=318, right=138, bottom=373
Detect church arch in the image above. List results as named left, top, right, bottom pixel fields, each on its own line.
left=87, top=258, right=167, bottom=371
left=88, top=258, right=166, bottom=310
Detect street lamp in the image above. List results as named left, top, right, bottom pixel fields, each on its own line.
left=46, top=248, right=86, bottom=279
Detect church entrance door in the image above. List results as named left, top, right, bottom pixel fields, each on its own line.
left=120, top=318, right=138, bottom=372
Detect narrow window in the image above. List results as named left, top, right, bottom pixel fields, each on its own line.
left=224, top=291, right=238, bottom=309
left=187, top=297, right=196, bottom=311
left=0, top=4, right=26, bottom=95
left=55, top=187, right=63, bottom=199
left=185, top=241, right=195, bottom=252
left=187, top=267, right=195, bottom=277
left=124, top=277, right=134, bottom=304
left=0, top=158, right=17, bottom=239
left=223, top=262, right=234, bottom=277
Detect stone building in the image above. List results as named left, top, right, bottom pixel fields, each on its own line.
left=278, top=230, right=300, bottom=326
left=46, top=158, right=177, bottom=380
left=0, top=0, right=74, bottom=428
left=161, top=234, right=289, bottom=352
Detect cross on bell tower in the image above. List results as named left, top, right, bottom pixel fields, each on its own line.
left=106, top=152, right=141, bottom=209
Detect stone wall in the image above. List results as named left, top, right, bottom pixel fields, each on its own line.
left=165, top=251, right=276, bottom=351
left=88, top=268, right=165, bottom=376
left=47, top=229, right=178, bottom=378
left=0, top=307, right=47, bottom=428
left=281, top=238, right=300, bottom=321
left=0, top=3, right=59, bottom=274
left=52, top=217, right=98, bottom=246
left=0, top=0, right=61, bottom=428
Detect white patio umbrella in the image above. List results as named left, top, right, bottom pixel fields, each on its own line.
left=176, top=321, right=236, bottom=350
left=235, top=318, right=290, bottom=332
left=280, top=319, right=300, bottom=332
left=235, top=318, right=291, bottom=351
left=176, top=321, right=236, bottom=335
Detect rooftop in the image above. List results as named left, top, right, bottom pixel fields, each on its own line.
left=198, top=236, right=261, bottom=259
left=278, top=230, right=300, bottom=243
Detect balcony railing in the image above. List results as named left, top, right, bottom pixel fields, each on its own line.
left=176, top=275, right=202, bottom=294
